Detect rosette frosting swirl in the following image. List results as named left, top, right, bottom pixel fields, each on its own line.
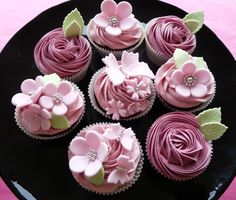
left=147, top=16, right=196, bottom=57
left=146, top=112, right=212, bottom=180
left=34, top=28, right=91, bottom=77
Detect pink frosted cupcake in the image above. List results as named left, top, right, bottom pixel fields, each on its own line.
left=88, top=51, right=156, bottom=120
left=68, top=123, right=143, bottom=194
left=11, top=74, right=85, bottom=139
left=155, top=48, right=215, bottom=112
left=34, top=8, right=92, bottom=82
left=87, top=0, right=144, bottom=58
left=145, top=11, right=204, bottom=65
left=146, top=108, right=228, bottom=181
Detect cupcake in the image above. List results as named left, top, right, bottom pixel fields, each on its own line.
left=88, top=51, right=156, bottom=120
left=155, top=48, right=215, bottom=112
left=145, top=11, right=204, bottom=65
left=87, top=0, right=144, bottom=58
left=34, top=8, right=92, bottom=82
left=146, top=108, right=228, bottom=181
left=68, top=122, right=143, bottom=194
left=11, top=74, right=85, bottom=139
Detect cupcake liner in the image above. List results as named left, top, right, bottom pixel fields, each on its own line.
left=87, top=20, right=145, bottom=59
left=145, top=121, right=213, bottom=181
left=14, top=82, right=85, bottom=140
left=156, top=81, right=216, bottom=113
left=88, top=67, right=156, bottom=121
left=69, top=122, right=144, bottom=195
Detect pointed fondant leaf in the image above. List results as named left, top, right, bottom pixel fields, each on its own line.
left=88, top=166, right=104, bottom=186
left=64, top=20, right=81, bottom=38
left=173, top=48, right=190, bottom=69
left=42, top=73, right=61, bottom=85
left=193, top=57, right=207, bottom=69
left=62, top=8, right=84, bottom=37
left=51, top=115, right=70, bottom=129
left=183, top=11, right=204, bottom=33
left=200, top=122, right=228, bottom=141
left=196, top=108, right=221, bottom=125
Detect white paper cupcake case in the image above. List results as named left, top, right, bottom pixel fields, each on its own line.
left=87, top=20, right=145, bottom=59
left=14, top=82, right=85, bottom=140
left=145, top=123, right=213, bottom=181
left=69, top=122, right=144, bottom=195
left=88, top=67, right=156, bottom=121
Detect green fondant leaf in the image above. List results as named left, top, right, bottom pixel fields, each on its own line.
left=173, top=48, right=190, bottom=69
left=89, top=166, right=104, bottom=186
left=200, top=122, right=228, bottom=141
left=193, top=57, right=207, bottom=69
left=183, top=11, right=204, bottom=33
left=62, top=8, right=84, bottom=37
left=42, top=73, right=61, bottom=85
left=51, top=115, right=70, bottom=129
left=196, top=107, right=221, bottom=125
left=64, top=20, right=81, bottom=38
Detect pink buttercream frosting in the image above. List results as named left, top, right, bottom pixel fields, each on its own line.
left=146, top=16, right=196, bottom=57
left=146, top=112, right=212, bottom=180
left=34, top=28, right=91, bottom=78
left=68, top=123, right=141, bottom=193
left=155, top=58, right=215, bottom=109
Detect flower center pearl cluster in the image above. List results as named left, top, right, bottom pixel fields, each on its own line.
left=87, top=149, right=97, bottom=161
left=109, top=16, right=119, bottom=27
left=184, top=75, right=197, bottom=87
left=54, top=94, right=63, bottom=104
left=116, top=166, right=127, bottom=173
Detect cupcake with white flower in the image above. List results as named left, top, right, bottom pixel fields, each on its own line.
left=68, top=122, right=143, bottom=194
left=11, top=73, right=85, bottom=139
left=88, top=51, right=156, bottom=120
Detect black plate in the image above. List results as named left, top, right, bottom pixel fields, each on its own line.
left=1, top=0, right=236, bottom=199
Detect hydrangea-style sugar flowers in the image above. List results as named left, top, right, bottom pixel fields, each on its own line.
left=11, top=73, right=85, bottom=139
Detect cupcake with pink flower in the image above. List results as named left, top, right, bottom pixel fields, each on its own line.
left=68, top=122, right=143, bottom=194
left=34, top=8, right=92, bottom=82
left=88, top=51, right=156, bottom=120
left=145, top=11, right=204, bottom=65
left=87, top=0, right=144, bottom=58
left=11, top=73, right=85, bottom=139
left=155, top=48, right=215, bottom=112
left=146, top=108, right=228, bottom=181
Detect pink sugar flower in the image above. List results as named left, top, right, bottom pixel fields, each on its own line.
left=22, top=104, right=51, bottom=131
left=105, top=99, right=127, bottom=120
left=93, top=0, right=137, bottom=36
left=69, top=131, right=108, bottom=177
left=171, top=61, right=211, bottom=98
left=39, top=81, right=77, bottom=116
left=107, top=155, right=135, bottom=184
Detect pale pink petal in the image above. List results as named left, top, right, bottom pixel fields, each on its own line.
left=85, top=131, right=101, bottom=150
left=103, top=124, right=121, bottom=140
left=123, top=128, right=135, bottom=137
left=52, top=103, right=68, bottom=115
left=121, top=51, right=138, bottom=67
left=40, top=109, right=51, bottom=119
left=62, top=92, right=77, bottom=106
left=117, top=155, right=134, bottom=170
left=29, top=118, right=41, bottom=131
left=85, top=159, right=102, bottom=177
left=107, top=170, right=129, bottom=184
left=121, top=134, right=133, bottom=151
left=43, top=83, right=57, bottom=96
left=35, top=76, right=43, bottom=87
left=171, top=70, right=184, bottom=85
left=101, top=0, right=116, bottom=16
left=21, top=79, right=36, bottom=94
left=117, top=1, right=132, bottom=19
left=31, top=87, right=42, bottom=102
left=93, top=13, right=109, bottom=28
left=70, top=137, right=89, bottom=155
left=105, top=66, right=125, bottom=86
left=102, top=53, right=118, bottom=68
left=195, top=69, right=211, bottom=84
left=191, top=84, right=207, bottom=98
left=39, top=96, right=54, bottom=109
left=97, top=142, right=108, bottom=162
left=29, top=104, right=40, bottom=114
left=182, top=61, right=196, bottom=74
left=125, top=62, right=155, bottom=79
left=175, top=84, right=191, bottom=97
left=22, top=109, right=36, bottom=121
left=105, top=26, right=122, bottom=36
left=58, top=81, right=73, bottom=96
left=11, top=93, right=31, bottom=107
left=69, top=156, right=89, bottom=173
left=112, top=112, right=120, bottom=120
left=40, top=118, right=51, bottom=130
left=119, top=17, right=136, bottom=31
left=131, top=93, right=139, bottom=100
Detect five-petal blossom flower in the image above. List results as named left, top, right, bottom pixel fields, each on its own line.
left=105, top=99, right=127, bottom=120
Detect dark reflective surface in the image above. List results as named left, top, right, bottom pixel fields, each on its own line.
left=0, top=0, right=236, bottom=199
